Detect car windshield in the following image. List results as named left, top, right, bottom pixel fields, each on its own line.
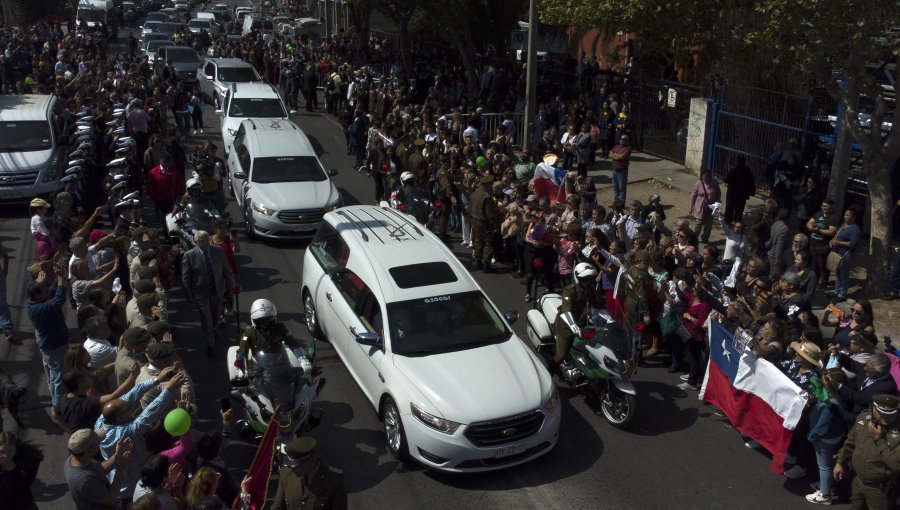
left=146, top=41, right=173, bottom=52
left=387, top=291, right=510, bottom=356
left=189, top=20, right=211, bottom=28
left=166, top=49, right=200, bottom=63
left=155, top=22, right=180, bottom=33
left=0, top=121, right=52, bottom=152
left=251, top=156, right=326, bottom=183
left=252, top=20, right=275, bottom=30
left=228, top=98, right=286, bottom=117
left=146, top=13, right=167, bottom=22
left=143, top=21, right=161, bottom=31
left=218, top=66, right=258, bottom=82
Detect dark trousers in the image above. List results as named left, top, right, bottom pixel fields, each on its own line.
left=724, top=198, right=747, bottom=224
left=890, top=247, right=900, bottom=296
left=851, top=477, right=897, bottom=510
left=687, top=338, right=706, bottom=386
left=471, top=220, right=492, bottom=265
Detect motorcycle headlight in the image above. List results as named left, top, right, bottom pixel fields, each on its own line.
left=410, top=403, right=460, bottom=435
left=251, top=201, right=276, bottom=216
left=543, top=386, right=559, bottom=414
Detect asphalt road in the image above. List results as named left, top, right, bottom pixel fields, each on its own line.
left=0, top=11, right=834, bottom=510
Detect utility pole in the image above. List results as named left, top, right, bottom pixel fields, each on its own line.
left=522, top=0, right=538, bottom=152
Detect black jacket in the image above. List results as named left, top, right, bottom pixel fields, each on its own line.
left=837, top=355, right=898, bottom=415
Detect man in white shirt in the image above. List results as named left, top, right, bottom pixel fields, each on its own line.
left=83, top=316, right=118, bottom=369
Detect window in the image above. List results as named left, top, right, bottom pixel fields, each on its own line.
left=228, top=98, right=286, bottom=118
left=358, top=289, right=384, bottom=340
left=235, top=144, right=250, bottom=174
left=0, top=121, right=52, bottom=152
left=217, top=67, right=259, bottom=82
left=389, top=262, right=458, bottom=289
left=204, top=63, right=215, bottom=77
left=334, top=270, right=366, bottom=312
left=250, top=156, right=326, bottom=183
left=309, top=223, right=348, bottom=273
left=166, top=49, right=200, bottom=64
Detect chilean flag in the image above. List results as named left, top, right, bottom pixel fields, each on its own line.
left=700, top=321, right=807, bottom=474
left=532, top=162, right=567, bottom=205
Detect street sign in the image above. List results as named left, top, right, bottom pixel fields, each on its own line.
left=667, top=88, right=677, bottom=108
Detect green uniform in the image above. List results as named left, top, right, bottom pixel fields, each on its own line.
left=238, top=322, right=302, bottom=357
left=836, top=410, right=900, bottom=510
left=468, top=184, right=500, bottom=267
left=271, top=461, right=347, bottom=510
left=621, top=264, right=658, bottom=333
left=434, top=168, right=457, bottom=239
left=553, top=283, right=595, bottom=364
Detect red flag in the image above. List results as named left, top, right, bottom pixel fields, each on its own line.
left=233, top=416, right=279, bottom=510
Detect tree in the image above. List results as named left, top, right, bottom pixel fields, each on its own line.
left=749, top=0, right=900, bottom=296
left=345, top=0, right=377, bottom=63
left=377, top=0, right=418, bottom=79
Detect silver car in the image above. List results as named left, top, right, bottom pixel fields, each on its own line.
left=143, top=40, right=175, bottom=62
left=197, top=58, right=261, bottom=108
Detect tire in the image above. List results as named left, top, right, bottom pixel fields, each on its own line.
left=303, top=290, right=324, bottom=340
left=599, top=383, right=636, bottom=429
left=244, top=202, right=257, bottom=241
left=382, top=397, right=409, bottom=462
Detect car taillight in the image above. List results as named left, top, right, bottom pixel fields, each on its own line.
left=582, top=330, right=595, bottom=340
left=433, top=201, right=443, bottom=208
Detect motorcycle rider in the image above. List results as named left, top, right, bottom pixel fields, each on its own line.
left=392, top=171, right=431, bottom=224
left=235, top=299, right=305, bottom=370
left=551, top=262, right=599, bottom=373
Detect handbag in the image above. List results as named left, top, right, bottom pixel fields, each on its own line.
left=675, top=324, right=693, bottom=343
left=826, top=251, right=844, bottom=273
left=660, top=309, right=682, bottom=337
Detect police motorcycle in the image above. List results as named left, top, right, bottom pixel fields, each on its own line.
left=226, top=299, right=325, bottom=445
left=526, top=263, right=639, bottom=428
left=381, top=171, right=434, bottom=225
left=164, top=178, right=229, bottom=250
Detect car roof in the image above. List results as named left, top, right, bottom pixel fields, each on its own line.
left=0, top=95, right=54, bottom=121
left=205, top=58, right=253, bottom=68
left=230, top=82, right=280, bottom=98
left=326, top=206, right=478, bottom=304
left=239, top=119, right=313, bottom=155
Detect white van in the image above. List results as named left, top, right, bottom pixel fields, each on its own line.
left=0, top=95, right=67, bottom=201
left=242, top=14, right=275, bottom=36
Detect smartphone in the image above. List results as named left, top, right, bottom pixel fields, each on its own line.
left=220, top=397, right=230, bottom=412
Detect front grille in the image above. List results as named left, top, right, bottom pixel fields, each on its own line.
left=0, top=170, right=39, bottom=187
left=464, top=410, right=545, bottom=447
left=277, top=208, right=325, bottom=225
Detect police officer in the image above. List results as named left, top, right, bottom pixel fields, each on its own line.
left=272, top=437, right=347, bottom=510
left=236, top=299, right=303, bottom=364
left=433, top=162, right=458, bottom=245
left=552, top=262, right=598, bottom=372
left=468, top=173, right=501, bottom=272
left=834, top=394, right=900, bottom=509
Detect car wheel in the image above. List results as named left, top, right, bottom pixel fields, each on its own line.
left=382, top=397, right=409, bottom=462
left=303, top=290, right=324, bottom=340
left=244, top=202, right=257, bottom=241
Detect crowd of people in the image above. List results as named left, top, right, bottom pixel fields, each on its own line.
left=0, top=0, right=899, bottom=508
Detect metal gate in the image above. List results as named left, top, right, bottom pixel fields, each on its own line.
left=627, top=79, right=704, bottom=165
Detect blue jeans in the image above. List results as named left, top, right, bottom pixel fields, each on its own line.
left=40, top=343, right=68, bottom=413
left=0, top=274, right=12, bottom=333
left=834, top=252, right=853, bottom=298
left=175, top=111, right=191, bottom=137
left=890, top=248, right=900, bottom=295
left=450, top=203, right=461, bottom=230
left=813, top=439, right=839, bottom=495
left=612, top=168, right=628, bottom=203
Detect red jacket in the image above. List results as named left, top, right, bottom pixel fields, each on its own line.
left=147, top=165, right=185, bottom=202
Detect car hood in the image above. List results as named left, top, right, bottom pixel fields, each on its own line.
left=172, top=62, right=200, bottom=72
left=249, top=178, right=337, bottom=211
left=0, top=149, right=53, bottom=172
left=392, top=338, right=550, bottom=424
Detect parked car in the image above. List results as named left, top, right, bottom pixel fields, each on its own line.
left=226, top=118, right=341, bottom=240
left=300, top=205, right=560, bottom=472
left=197, top=58, right=261, bottom=108
left=143, top=39, right=175, bottom=62
left=155, top=46, right=202, bottom=84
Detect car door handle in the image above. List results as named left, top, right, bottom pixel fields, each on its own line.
left=326, top=292, right=332, bottom=302
left=350, top=326, right=357, bottom=336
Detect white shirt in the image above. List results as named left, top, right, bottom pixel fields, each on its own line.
left=69, top=245, right=97, bottom=279
left=83, top=336, right=118, bottom=369
left=719, top=217, right=748, bottom=261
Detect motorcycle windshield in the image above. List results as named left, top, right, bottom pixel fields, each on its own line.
left=185, top=202, right=217, bottom=233
left=256, top=367, right=298, bottom=409
left=594, top=322, right=633, bottom=360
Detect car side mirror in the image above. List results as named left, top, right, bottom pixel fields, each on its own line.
left=355, top=331, right=382, bottom=347
left=233, top=170, right=247, bottom=179
left=504, top=310, right=520, bottom=324
left=327, top=168, right=338, bottom=177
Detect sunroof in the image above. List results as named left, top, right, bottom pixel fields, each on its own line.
left=389, top=262, right=458, bottom=289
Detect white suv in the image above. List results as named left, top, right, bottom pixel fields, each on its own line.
left=218, top=82, right=288, bottom=157
left=301, top=206, right=560, bottom=472
left=227, top=119, right=342, bottom=240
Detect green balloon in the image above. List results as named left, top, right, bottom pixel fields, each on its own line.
left=164, top=408, right=191, bottom=436
left=476, top=156, right=487, bottom=167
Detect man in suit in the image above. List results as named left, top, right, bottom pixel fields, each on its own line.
left=181, top=230, right=236, bottom=357
left=272, top=437, right=347, bottom=510
left=827, top=350, right=898, bottom=416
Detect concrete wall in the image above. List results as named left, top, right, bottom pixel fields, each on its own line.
left=685, top=97, right=713, bottom=176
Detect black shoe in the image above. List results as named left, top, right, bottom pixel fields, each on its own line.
left=207, top=347, right=215, bottom=357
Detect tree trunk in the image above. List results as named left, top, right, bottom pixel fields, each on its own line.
left=348, top=4, right=371, bottom=63
left=396, top=19, right=414, bottom=80
left=863, top=150, right=894, bottom=296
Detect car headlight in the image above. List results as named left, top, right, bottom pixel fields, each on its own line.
left=411, top=403, right=460, bottom=435
left=325, top=192, right=342, bottom=211
left=42, top=152, right=60, bottom=182
left=542, top=386, right=559, bottom=414
left=251, top=201, right=276, bottom=216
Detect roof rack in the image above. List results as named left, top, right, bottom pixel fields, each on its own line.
left=248, top=119, right=257, bottom=130
left=336, top=210, right=369, bottom=242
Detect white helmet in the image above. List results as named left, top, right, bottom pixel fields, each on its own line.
left=400, top=171, right=415, bottom=184
left=250, top=298, right=277, bottom=322
left=574, top=262, right=597, bottom=283
left=186, top=177, right=201, bottom=189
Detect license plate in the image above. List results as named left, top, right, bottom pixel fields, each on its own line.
left=494, top=442, right=527, bottom=458
left=293, top=222, right=320, bottom=232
